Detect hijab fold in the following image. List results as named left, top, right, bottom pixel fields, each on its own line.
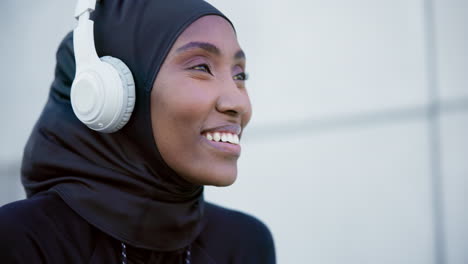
left=21, top=0, right=232, bottom=252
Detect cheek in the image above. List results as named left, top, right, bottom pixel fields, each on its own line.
left=158, top=79, right=216, bottom=128
left=151, top=78, right=218, bottom=168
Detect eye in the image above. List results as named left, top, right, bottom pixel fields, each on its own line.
left=190, top=64, right=212, bottom=75
left=233, top=72, right=248, bottom=81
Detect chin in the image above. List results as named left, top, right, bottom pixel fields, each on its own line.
left=183, top=166, right=238, bottom=187
left=206, top=164, right=238, bottom=186
left=208, top=173, right=237, bottom=187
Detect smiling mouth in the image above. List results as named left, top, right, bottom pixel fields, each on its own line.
left=201, top=132, right=241, bottom=156
left=202, top=131, right=240, bottom=145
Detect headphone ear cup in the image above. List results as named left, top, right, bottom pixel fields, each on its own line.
left=100, top=56, right=136, bottom=132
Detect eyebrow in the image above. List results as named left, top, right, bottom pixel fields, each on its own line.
left=234, top=50, right=246, bottom=60
left=176, top=41, right=246, bottom=60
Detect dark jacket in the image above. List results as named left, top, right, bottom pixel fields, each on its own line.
left=0, top=191, right=275, bottom=263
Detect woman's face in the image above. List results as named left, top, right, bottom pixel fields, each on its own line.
left=151, top=15, right=252, bottom=186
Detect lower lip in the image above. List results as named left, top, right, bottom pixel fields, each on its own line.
left=201, top=136, right=241, bottom=156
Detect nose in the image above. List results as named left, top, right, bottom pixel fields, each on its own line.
left=215, top=78, right=251, bottom=119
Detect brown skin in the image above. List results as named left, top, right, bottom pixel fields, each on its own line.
left=151, top=15, right=252, bottom=186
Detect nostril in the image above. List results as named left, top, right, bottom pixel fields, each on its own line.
left=223, top=109, right=238, bottom=116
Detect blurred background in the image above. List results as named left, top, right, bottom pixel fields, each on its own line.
left=1, top=0, right=467, bottom=263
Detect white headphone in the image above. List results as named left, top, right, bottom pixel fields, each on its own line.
left=71, top=0, right=135, bottom=133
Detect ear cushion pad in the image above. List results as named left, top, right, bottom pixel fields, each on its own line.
left=100, top=56, right=136, bottom=132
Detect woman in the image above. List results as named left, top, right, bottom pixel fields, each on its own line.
left=0, top=0, right=275, bottom=263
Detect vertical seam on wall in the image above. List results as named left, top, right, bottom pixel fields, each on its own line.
left=423, top=0, right=446, bottom=264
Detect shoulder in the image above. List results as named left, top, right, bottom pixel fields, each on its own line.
left=0, top=192, right=66, bottom=244
left=198, top=202, right=276, bottom=263
left=0, top=191, right=87, bottom=236
left=1, top=191, right=66, bottom=222
left=0, top=192, right=96, bottom=263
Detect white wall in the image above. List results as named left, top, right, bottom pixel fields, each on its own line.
left=1, top=1, right=467, bottom=263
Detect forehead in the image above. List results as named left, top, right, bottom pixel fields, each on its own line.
left=172, top=15, right=240, bottom=53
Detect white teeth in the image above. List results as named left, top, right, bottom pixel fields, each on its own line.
left=233, top=134, right=240, bottom=144
left=204, top=132, right=240, bottom=145
left=227, top=133, right=234, bottom=143
left=213, top=132, right=221, bottom=142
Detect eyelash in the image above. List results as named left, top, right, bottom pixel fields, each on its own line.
left=191, top=64, right=212, bottom=75
left=234, top=72, right=248, bottom=81
left=190, top=64, right=248, bottom=81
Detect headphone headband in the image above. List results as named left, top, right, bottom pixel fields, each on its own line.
left=75, top=0, right=98, bottom=19
left=74, top=15, right=100, bottom=70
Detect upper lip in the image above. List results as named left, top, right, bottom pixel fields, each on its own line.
left=201, top=124, right=242, bottom=136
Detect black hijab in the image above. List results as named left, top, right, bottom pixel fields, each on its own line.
left=21, top=0, right=232, bottom=252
